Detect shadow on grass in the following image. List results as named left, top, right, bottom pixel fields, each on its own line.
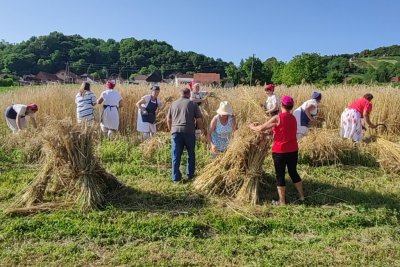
left=262, top=173, right=400, bottom=209
left=108, top=185, right=206, bottom=213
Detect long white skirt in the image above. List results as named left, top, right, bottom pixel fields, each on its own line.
left=293, top=108, right=309, bottom=140
left=136, top=109, right=157, bottom=133
left=6, top=117, right=26, bottom=133
left=340, top=108, right=362, bottom=142
left=100, top=107, right=119, bottom=131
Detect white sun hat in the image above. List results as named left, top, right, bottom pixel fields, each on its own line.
left=216, top=101, right=233, bottom=115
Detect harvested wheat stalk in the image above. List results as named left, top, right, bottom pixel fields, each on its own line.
left=376, top=137, right=400, bottom=174
left=139, top=133, right=170, bottom=159
left=299, top=129, right=355, bottom=165
left=194, top=125, right=272, bottom=205
left=7, top=120, right=124, bottom=214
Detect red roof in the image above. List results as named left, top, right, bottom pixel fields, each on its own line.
left=36, top=71, right=62, bottom=82
left=176, top=73, right=194, bottom=79
left=134, top=75, right=149, bottom=81
left=56, top=70, right=79, bottom=80
left=193, top=73, right=220, bottom=84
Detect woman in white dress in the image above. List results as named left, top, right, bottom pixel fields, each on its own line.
left=4, top=103, right=38, bottom=133
left=75, top=82, right=97, bottom=124
left=293, top=91, right=322, bottom=140
left=97, top=80, right=123, bottom=137
left=136, top=85, right=163, bottom=140
left=263, top=84, right=280, bottom=116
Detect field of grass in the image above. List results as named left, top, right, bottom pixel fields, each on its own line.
left=0, top=84, right=399, bottom=266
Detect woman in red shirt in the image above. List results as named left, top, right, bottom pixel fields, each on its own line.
left=340, top=93, right=377, bottom=142
left=250, top=95, right=304, bottom=205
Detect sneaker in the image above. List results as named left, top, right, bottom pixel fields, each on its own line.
left=271, top=200, right=284, bottom=206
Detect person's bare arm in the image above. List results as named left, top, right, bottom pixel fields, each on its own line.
left=207, top=117, right=218, bottom=153
left=305, top=104, right=316, bottom=121
left=266, top=103, right=278, bottom=114
left=30, top=117, right=37, bottom=129
left=16, top=116, right=22, bottom=131
left=118, top=99, right=123, bottom=108
left=363, top=111, right=376, bottom=128
left=196, top=118, right=204, bottom=131
left=249, top=115, right=279, bottom=132
left=136, top=98, right=146, bottom=110
left=97, top=96, right=104, bottom=105
left=232, top=116, right=237, bottom=132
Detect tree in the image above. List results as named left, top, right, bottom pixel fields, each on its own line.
left=263, top=57, right=286, bottom=85
left=375, top=62, right=392, bottom=82
left=225, top=64, right=240, bottom=85
left=239, top=56, right=266, bottom=85
left=281, top=53, right=325, bottom=85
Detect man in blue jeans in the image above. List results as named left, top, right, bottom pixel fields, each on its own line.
left=167, top=88, right=204, bottom=182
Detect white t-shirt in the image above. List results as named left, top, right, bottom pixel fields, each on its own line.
left=265, top=94, right=279, bottom=111
left=190, top=91, right=207, bottom=101
left=298, top=99, right=318, bottom=116
left=12, top=104, right=35, bottom=118
left=100, top=89, right=122, bottom=106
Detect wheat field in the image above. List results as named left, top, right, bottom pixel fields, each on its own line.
left=1, top=83, right=399, bottom=136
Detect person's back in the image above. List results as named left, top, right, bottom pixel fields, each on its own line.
left=168, top=88, right=203, bottom=182
left=101, top=89, right=121, bottom=106
left=273, top=112, right=298, bottom=153
left=169, top=97, right=201, bottom=134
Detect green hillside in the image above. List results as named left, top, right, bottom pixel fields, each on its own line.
left=352, top=56, right=400, bottom=70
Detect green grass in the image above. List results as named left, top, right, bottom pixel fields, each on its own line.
left=0, top=135, right=399, bottom=266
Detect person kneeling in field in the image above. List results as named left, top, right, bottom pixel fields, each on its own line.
left=208, top=101, right=237, bottom=157
left=340, top=93, right=377, bottom=142
left=250, top=96, right=304, bottom=205
left=4, top=103, right=38, bottom=133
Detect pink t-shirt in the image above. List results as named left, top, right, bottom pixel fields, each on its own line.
left=348, top=98, right=372, bottom=118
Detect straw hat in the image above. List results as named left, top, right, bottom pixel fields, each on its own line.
left=216, top=101, right=233, bottom=115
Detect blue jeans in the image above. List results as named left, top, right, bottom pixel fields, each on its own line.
left=171, top=132, right=196, bottom=181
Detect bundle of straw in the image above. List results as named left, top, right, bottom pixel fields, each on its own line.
left=376, top=137, right=400, bottom=174
left=194, top=126, right=272, bottom=205
left=139, top=132, right=170, bottom=160
left=299, top=129, right=355, bottom=165
left=1, top=130, right=43, bottom=163
left=7, top=120, right=123, bottom=214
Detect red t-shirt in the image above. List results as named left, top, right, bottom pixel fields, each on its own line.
left=348, top=98, right=372, bottom=118
left=272, top=112, right=298, bottom=153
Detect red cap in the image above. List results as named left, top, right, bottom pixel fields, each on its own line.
left=281, top=95, right=294, bottom=105
left=265, top=84, right=275, bottom=91
left=106, top=80, right=116, bottom=89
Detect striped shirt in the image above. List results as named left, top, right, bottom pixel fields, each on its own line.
left=75, top=91, right=97, bottom=122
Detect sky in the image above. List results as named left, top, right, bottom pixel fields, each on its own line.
left=1, top=0, right=399, bottom=64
